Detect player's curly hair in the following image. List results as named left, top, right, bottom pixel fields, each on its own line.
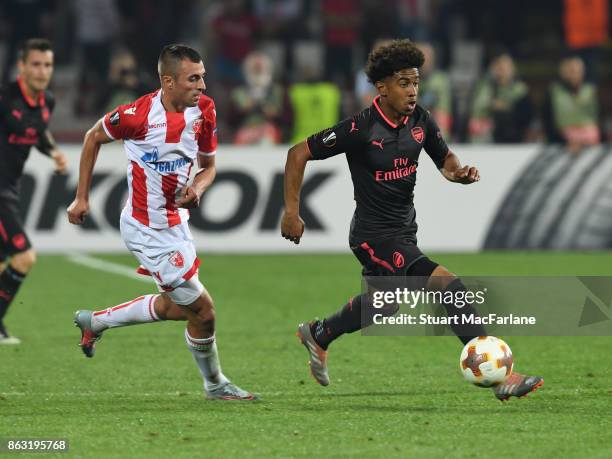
left=365, top=39, right=425, bottom=83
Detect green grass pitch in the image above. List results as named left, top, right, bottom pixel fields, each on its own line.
left=1, top=252, right=611, bottom=458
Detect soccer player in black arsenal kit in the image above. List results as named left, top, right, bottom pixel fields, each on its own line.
left=281, top=40, right=543, bottom=401
left=0, top=39, right=67, bottom=344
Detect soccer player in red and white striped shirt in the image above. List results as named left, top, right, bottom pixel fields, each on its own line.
left=67, top=44, right=256, bottom=400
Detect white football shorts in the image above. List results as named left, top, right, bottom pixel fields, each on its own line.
left=120, top=209, right=204, bottom=305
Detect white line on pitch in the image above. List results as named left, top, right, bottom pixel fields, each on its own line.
left=66, top=253, right=153, bottom=284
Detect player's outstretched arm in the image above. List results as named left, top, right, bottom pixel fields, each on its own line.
left=67, top=119, right=114, bottom=225
left=281, top=141, right=312, bottom=244
left=440, top=151, right=480, bottom=185
left=176, top=153, right=216, bottom=209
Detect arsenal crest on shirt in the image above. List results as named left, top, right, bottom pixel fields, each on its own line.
left=411, top=126, right=424, bottom=143
left=169, top=251, right=185, bottom=268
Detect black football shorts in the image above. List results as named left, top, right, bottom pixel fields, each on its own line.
left=0, top=199, right=32, bottom=261
left=351, top=235, right=431, bottom=277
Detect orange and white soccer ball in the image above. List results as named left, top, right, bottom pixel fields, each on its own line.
left=460, top=336, right=513, bottom=387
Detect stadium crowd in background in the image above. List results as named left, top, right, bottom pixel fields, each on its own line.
left=468, top=53, right=533, bottom=143
left=0, top=0, right=609, bottom=146
left=227, top=51, right=290, bottom=144
left=542, top=54, right=606, bottom=154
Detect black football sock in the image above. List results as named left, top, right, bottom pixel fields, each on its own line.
left=441, top=278, right=487, bottom=345
left=0, top=265, right=27, bottom=326
left=311, top=293, right=367, bottom=350
left=310, top=292, right=400, bottom=350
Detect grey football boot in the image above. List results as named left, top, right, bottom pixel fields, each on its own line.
left=205, top=382, right=258, bottom=400
left=74, top=310, right=102, bottom=358
left=296, top=322, right=329, bottom=386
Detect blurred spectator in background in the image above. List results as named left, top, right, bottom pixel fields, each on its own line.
left=211, top=0, right=259, bottom=85
left=1, top=0, right=55, bottom=85
left=289, top=63, right=341, bottom=145
left=104, top=50, right=150, bottom=112
left=228, top=51, right=289, bottom=145
left=117, top=0, right=191, bottom=83
left=397, top=0, right=432, bottom=42
left=360, top=0, right=397, bottom=59
left=542, top=55, right=604, bottom=154
left=73, top=0, right=119, bottom=115
left=468, top=53, right=532, bottom=143
left=416, top=42, right=452, bottom=137
left=563, top=0, right=608, bottom=83
left=254, top=0, right=307, bottom=77
left=254, top=0, right=303, bottom=40
left=354, top=71, right=376, bottom=110
left=322, top=0, right=362, bottom=86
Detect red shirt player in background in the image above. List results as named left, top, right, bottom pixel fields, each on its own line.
left=67, top=44, right=256, bottom=400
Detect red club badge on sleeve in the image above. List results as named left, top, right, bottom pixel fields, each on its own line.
left=411, top=126, right=424, bottom=143
left=192, top=119, right=203, bottom=140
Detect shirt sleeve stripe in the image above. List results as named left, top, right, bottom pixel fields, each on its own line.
left=305, top=139, right=313, bottom=157
left=101, top=116, right=116, bottom=140
left=198, top=150, right=216, bottom=156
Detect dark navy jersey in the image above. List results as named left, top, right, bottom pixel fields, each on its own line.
left=0, top=78, right=55, bottom=200
left=307, top=96, right=449, bottom=241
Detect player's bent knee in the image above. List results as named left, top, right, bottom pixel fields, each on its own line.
left=431, top=265, right=455, bottom=277
left=427, top=265, right=457, bottom=291
left=407, top=256, right=439, bottom=278
left=196, top=306, right=215, bottom=327
left=11, top=249, right=36, bottom=273
left=188, top=295, right=216, bottom=335
left=167, top=278, right=215, bottom=333
left=154, top=294, right=177, bottom=319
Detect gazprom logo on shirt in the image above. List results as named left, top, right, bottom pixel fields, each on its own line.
left=140, top=147, right=191, bottom=173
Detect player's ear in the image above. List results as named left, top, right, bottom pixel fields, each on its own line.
left=375, top=80, right=387, bottom=97
left=161, top=74, right=174, bottom=89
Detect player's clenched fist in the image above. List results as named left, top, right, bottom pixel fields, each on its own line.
left=176, top=185, right=201, bottom=208
left=452, top=165, right=480, bottom=184
left=67, top=198, right=89, bottom=225
left=281, top=211, right=305, bottom=244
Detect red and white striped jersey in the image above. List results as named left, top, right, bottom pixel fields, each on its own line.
left=102, top=90, right=217, bottom=228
